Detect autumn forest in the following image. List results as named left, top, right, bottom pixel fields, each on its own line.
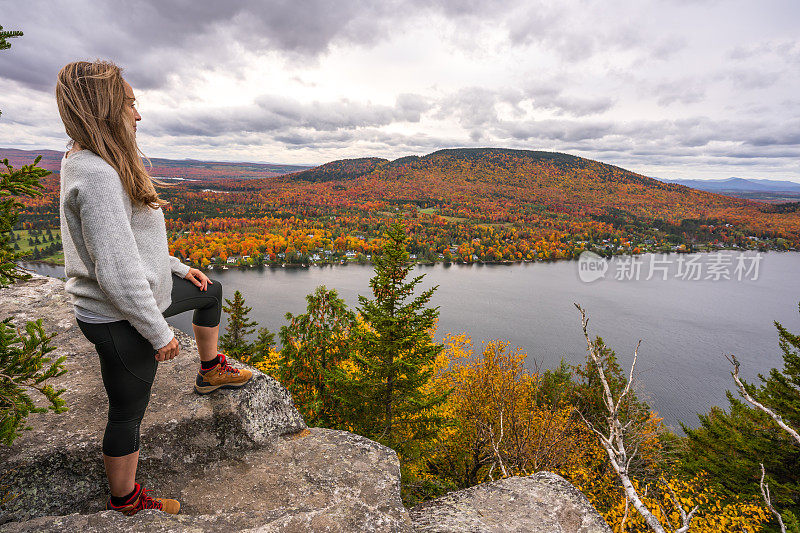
left=5, top=147, right=800, bottom=532
left=6, top=147, right=800, bottom=268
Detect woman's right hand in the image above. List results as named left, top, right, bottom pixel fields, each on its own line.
left=155, top=336, right=180, bottom=361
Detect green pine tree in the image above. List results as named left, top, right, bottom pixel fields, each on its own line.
left=219, top=290, right=257, bottom=361
left=571, top=336, right=652, bottom=428
left=246, top=327, right=275, bottom=366
left=0, top=26, right=22, bottom=51
left=1, top=159, right=49, bottom=285
left=0, top=318, right=66, bottom=446
left=0, top=26, right=23, bottom=122
left=680, top=302, right=800, bottom=532
left=0, top=31, right=67, bottom=453
left=0, top=167, right=67, bottom=445
left=278, top=285, right=357, bottom=428
left=331, top=220, right=450, bottom=481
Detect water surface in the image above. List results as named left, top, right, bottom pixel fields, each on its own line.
left=19, top=252, right=800, bottom=432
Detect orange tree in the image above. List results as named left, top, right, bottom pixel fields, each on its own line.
left=277, top=285, right=358, bottom=428
left=420, top=332, right=769, bottom=531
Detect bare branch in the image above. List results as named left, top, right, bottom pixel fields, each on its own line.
left=760, top=463, right=786, bottom=533
left=661, top=477, right=699, bottom=533
left=619, top=494, right=630, bottom=533
left=615, top=340, right=642, bottom=415
left=574, top=304, right=698, bottom=533
left=727, top=354, right=800, bottom=446
left=490, top=403, right=508, bottom=478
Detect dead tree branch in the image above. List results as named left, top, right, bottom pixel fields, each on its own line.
left=727, top=354, right=800, bottom=445
left=575, top=303, right=698, bottom=533
left=760, top=463, right=787, bottom=533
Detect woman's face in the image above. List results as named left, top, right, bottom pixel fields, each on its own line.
left=122, top=80, right=141, bottom=133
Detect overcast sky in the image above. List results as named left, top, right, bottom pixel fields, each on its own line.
left=1, top=0, right=799, bottom=180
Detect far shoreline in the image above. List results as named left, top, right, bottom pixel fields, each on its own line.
left=17, top=246, right=787, bottom=275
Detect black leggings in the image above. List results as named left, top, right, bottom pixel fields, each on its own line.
left=76, top=273, right=223, bottom=457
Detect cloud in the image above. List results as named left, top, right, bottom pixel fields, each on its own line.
left=652, top=80, right=706, bottom=106
left=0, top=0, right=519, bottom=93
left=720, top=68, right=782, bottom=90
left=432, top=84, right=614, bottom=134
left=2, top=0, right=799, bottom=180
left=729, top=38, right=800, bottom=64
left=146, top=92, right=433, bottom=138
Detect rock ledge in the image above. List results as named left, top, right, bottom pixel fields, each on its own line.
left=1, top=274, right=611, bottom=532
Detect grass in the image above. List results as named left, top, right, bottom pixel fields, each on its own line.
left=12, top=229, right=64, bottom=265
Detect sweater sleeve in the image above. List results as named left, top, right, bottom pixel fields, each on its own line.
left=169, top=256, right=191, bottom=278
left=76, top=168, right=175, bottom=350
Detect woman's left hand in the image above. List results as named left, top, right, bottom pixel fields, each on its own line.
left=184, top=268, right=212, bottom=291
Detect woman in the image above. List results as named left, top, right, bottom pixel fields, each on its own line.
left=56, top=60, right=253, bottom=516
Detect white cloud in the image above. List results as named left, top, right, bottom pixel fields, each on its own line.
left=0, top=0, right=799, bottom=180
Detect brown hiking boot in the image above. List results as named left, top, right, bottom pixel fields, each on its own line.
left=106, top=482, right=180, bottom=516
left=194, top=353, right=253, bottom=395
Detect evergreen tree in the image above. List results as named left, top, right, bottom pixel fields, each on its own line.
left=245, top=327, right=275, bottom=366
left=219, top=290, right=257, bottom=361
left=0, top=26, right=23, bottom=121
left=278, top=285, right=357, bottom=428
left=1, top=318, right=66, bottom=445
left=332, top=221, right=450, bottom=463
left=571, top=336, right=652, bottom=428
left=0, top=27, right=22, bottom=49
left=681, top=302, right=800, bottom=532
left=0, top=25, right=67, bottom=449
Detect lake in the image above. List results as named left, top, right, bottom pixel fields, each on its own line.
left=18, top=251, right=800, bottom=433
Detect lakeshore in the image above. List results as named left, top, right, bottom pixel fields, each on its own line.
left=19, top=250, right=800, bottom=432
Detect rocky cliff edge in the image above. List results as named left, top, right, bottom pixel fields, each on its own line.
left=0, top=273, right=611, bottom=533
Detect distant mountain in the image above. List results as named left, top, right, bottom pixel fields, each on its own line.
left=276, top=148, right=796, bottom=232
left=283, top=147, right=718, bottom=209
left=661, top=176, right=800, bottom=193
left=0, top=148, right=312, bottom=181
left=286, top=148, right=668, bottom=189
left=11, top=146, right=800, bottom=253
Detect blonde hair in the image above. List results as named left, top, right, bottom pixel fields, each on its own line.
left=55, top=60, right=169, bottom=209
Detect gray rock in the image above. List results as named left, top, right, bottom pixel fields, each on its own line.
left=0, top=274, right=410, bottom=531
left=409, top=472, right=612, bottom=533
left=1, top=274, right=611, bottom=532
left=1, top=428, right=412, bottom=532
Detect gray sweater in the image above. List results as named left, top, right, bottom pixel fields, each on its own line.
left=59, top=149, right=191, bottom=349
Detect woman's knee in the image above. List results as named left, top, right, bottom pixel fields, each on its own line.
left=103, top=419, right=144, bottom=456
left=192, top=277, right=222, bottom=327
left=207, top=278, right=222, bottom=299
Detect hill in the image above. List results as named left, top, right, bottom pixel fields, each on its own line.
left=9, top=146, right=800, bottom=267
left=278, top=147, right=746, bottom=220
left=0, top=148, right=311, bottom=182
left=269, top=147, right=800, bottom=244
